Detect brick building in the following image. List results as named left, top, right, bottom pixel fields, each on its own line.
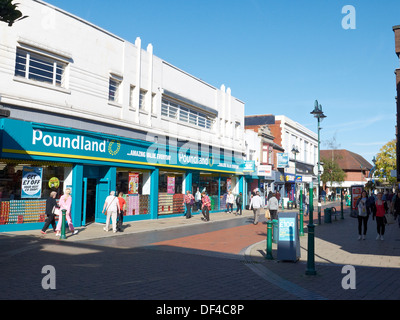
left=320, top=149, right=372, bottom=191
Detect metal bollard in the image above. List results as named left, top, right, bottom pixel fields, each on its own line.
left=60, top=209, right=67, bottom=240
left=299, top=188, right=304, bottom=236
left=341, top=198, right=344, bottom=220
left=266, top=221, right=273, bottom=260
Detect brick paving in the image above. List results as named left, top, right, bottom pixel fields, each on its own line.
left=1, top=200, right=400, bottom=300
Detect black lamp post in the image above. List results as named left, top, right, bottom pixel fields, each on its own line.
left=306, top=100, right=326, bottom=276
left=291, top=145, right=299, bottom=206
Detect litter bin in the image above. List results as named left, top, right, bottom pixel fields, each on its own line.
left=272, top=219, right=278, bottom=243
left=324, top=207, right=332, bottom=223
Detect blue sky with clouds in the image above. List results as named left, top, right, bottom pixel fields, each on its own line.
left=46, top=0, right=400, bottom=163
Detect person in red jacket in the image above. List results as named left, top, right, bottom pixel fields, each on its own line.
left=372, top=192, right=388, bottom=240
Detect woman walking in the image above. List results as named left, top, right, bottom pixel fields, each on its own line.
left=55, top=188, right=77, bottom=236
left=372, top=192, right=388, bottom=240
left=356, top=190, right=370, bottom=240
left=117, top=192, right=126, bottom=232
left=183, top=190, right=195, bottom=219
left=201, top=191, right=211, bottom=222
left=266, top=193, right=279, bottom=221
left=41, top=191, right=59, bottom=234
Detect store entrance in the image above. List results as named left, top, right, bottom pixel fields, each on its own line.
left=82, top=178, right=97, bottom=224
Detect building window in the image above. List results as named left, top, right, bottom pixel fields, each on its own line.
left=151, top=93, right=156, bottom=114
left=129, top=85, right=136, bottom=108
left=235, top=121, right=241, bottom=139
left=161, top=98, right=213, bottom=130
left=108, top=77, right=121, bottom=102
left=14, top=48, right=67, bottom=87
left=139, top=89, right=147, bottom=110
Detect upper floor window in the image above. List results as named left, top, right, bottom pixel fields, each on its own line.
left=139, top=89, right=147, bottom=110
left=161, top=98, right=213, bottom=130
left=15, top=48, right=67, bottom=87
left=108, top=76, right=121, bottom=103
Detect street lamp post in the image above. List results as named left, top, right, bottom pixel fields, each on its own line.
left=311, top=100, right=326, bottom=223
left=291, top=145, right=299, bottom=208
left=306, top=100, right=326, bottom=276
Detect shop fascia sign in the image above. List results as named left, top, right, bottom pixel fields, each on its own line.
left=277, top=153, right=289, bottom=168
left=242, top=160, right=255, bottom=173
left=1, top=119, right=243, bottom=173
left=257, top=165, right=272, bottom=177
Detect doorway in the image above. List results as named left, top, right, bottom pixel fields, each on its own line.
left=82, top=178, right=97, bottom=224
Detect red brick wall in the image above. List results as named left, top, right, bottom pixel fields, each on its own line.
left=268, top=121, right=282, bottom=147
left=394, top=27, right=400, bottom=55
left=345, top=171, right=368, bottom=182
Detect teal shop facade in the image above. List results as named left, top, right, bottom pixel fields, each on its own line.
left=0, top=118, right=245, bottom=232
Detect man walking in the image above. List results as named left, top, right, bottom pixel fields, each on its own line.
left=250, top=191, right=263, bottom=225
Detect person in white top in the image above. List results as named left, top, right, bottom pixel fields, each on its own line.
left=195, top=188, right=202, bottom=212
left=226, top=191, right=235, bottom=213
left=102, top=191, right=120, bottom=233
left=250, top=191, right=263, bottom=225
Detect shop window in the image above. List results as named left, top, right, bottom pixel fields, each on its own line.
left=0, top=161, right=69, bottom=226
left=158, top=171, right=184, bottom=215
left=192, top=172, right=219, bottom=211
left=116, top=170, right=151, bottom=216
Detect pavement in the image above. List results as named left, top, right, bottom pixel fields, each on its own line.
left=2, top=200, right=400, bottom=300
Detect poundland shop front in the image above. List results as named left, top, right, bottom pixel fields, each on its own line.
left=0, top=118, right=244, bottom=232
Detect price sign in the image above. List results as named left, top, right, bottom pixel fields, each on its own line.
left=21, top=167, right=43, bottom=199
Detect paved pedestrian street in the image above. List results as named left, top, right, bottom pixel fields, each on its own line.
left=1, top=201, right=400, bottom=305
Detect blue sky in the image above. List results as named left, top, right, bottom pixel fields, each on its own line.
left=46, top=0, right=400, bottom=163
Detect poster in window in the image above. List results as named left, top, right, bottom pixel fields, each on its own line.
left=167, top=176, right=175, bottom=194
left=21, top=167, right=43, bottom=199
left=227, top=178, right=232, bottom=192
left=128, top=172, right=139, bottom=194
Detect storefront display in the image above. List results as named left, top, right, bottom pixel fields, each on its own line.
left=0, top=160, right=67, bottom=226
left=0, top=118, right=245, bottom=232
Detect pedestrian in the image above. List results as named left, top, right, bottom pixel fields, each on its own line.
left=304, top=192, right=309, bottom=216
left=226, top=191, right=234, bottom=213
left=235, top=192, right=243, bottom=215
left=195, top=188, right=202, bottom=211
left=41, top=191, right=59, bottom=234
left=275, top=190, right=281, bottom=208
left=183, top=190, right=195, bottom=219
left=356, top=190, right=370, bottom=240
left=250, top=191, right=263, bottom=225
left=201, top=191, right=211, bottom=222
left=266, top=192, right=279, bottom=221
left=117, top=192, right=126, bottom=232
left=102, top=191, right=120, bottom=233
left=55, top=188, right=77, bottom=236
left=371, top=192, right=388, bottom=240
left=393, top=190, right=400, bottom=228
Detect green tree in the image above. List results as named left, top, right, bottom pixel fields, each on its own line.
left=375, top=139, right=396, bottom=184
left=0, top=0, right=27, bottom=26
left=321, top=156, right=346, bottom=188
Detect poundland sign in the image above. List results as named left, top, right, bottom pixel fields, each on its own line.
left=33, top=129, right=107, bottom=153
left=1, top=119, right=243, bottom=173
